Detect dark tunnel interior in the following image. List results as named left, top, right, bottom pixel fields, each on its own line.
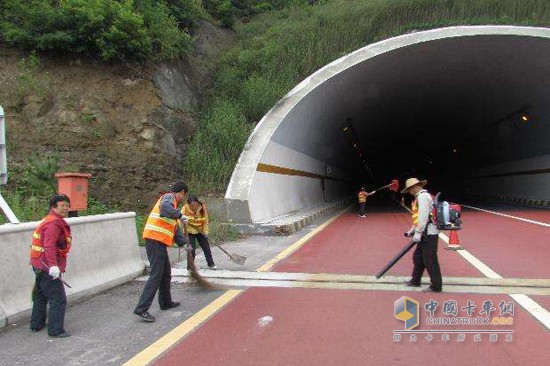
left=323, top=35, right=550, bottom=203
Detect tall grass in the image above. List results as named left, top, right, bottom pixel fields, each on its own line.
left=184, top=0, right=549, bottom=194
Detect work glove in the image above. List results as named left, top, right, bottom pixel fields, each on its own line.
left=184, top=243, right=193, bottom=252
left=179, top=214, right=189, bottom=224
left=403, top=229, right=414, bottom=237
left=49, top=266, right=61, bottom=280
left=412, top=232, right=422, bottom=243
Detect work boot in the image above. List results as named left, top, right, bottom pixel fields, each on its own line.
left=160, top=301, right=180, bottom=310
left=404, top=280, right=420, bottom=287
left=50, top=332, right=71, bottom=338
left=208, top=264, right=217, bottom=270
left=422, top=286, right=442, bottom=293
left=134, top=311, right=155, bottom=322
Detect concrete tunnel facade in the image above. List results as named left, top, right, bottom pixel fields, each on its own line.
left=225, top=26, right=550, bottom=224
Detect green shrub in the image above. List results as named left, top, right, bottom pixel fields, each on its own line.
left=0, top=0, right=192, bottom=62
left=202, top=0, right=235, bottom=28
left=133, top=0, right=191, bottom=60
left=17, top=51, right=50, bottom=99
left=166, top=0, right=207, bottom=31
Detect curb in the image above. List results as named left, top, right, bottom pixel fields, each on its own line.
left=226, top=199, right=351, bottom=236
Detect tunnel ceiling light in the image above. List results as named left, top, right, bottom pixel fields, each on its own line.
left=521, top=114, right=529, bottom=122
left=343, top=126, right=349, bottom=132
left=453, top=148, right=458, bottom=153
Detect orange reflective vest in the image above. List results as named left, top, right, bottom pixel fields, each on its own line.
left=30, top=214, right=72, bottom=260
left=358, top=191, right=368, bottom=203
left=143, top=194, right=179, bottom=246
left=182, top=203, right=209, bottom=235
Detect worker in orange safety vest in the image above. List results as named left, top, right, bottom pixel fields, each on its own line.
left=134, top=181, right=190, bottom=322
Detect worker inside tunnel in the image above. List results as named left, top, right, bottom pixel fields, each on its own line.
left=225, top=26, right=550, bottom=224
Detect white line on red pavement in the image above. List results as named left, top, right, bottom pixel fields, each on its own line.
left=438, top=233, right=550, bottom=330
left=460, top=204, right=550, bottom=227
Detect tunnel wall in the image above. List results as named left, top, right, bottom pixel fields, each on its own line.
left=225, top=26, right=550, bottom=224
left=0, top=212, right=144, bottom=328
left=453, top=154, right=550, bottom=207
left=247, top=141, right=352, bottom=222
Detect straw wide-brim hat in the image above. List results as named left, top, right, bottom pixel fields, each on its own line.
left=401, top=178, right=427, bottom=194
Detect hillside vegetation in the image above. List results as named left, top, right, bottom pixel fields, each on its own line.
left=185, top=0, right=549, bottom=193
left=0, top=0, right=295, bottom=62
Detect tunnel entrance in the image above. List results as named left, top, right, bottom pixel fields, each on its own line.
left=225, top=26, right=550, bottom=224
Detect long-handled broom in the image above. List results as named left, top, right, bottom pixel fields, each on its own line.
left=186, top=223, right=247, bottom=266
left=179, top=222, right=217, bottom=289
left=371, top=179, right=400, bottom=194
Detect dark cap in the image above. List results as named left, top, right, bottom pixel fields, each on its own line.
left=170, top=181, right=188, bottom=193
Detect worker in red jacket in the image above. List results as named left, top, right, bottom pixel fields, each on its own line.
left=29, top=194, right=72, bottom=338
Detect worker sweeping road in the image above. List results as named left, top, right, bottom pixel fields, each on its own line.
left=29, top=194, right=73, bottom=338
left=133, top=181, right=191, bottom=323
left=182, top=195, right=217, bottom=270
left=401, top=178, right=443, bottom=292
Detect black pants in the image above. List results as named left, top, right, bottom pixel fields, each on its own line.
left=359, top=202, right=366, bottom=216
left=410, top=234, right=443, bottom=291
left=134, top=239, right=173, bottom=313
left=30, top=269, right=67, bottom=336
left=188, top=233, right=215, bottom=267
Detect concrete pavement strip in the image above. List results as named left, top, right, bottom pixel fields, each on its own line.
left=136, top=270, right=550, bottom=295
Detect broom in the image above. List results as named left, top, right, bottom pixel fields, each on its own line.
left=187, top=223, right=247, bottom=266
left=371, top=179, right=399, bottom=194
left=179, top=222, right=218, bottom=289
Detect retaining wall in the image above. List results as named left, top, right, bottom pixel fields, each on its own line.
left=0, top=212, right=144, bottom=328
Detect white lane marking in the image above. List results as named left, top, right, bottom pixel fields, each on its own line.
left=439, top=233, right=550, bottom=330
left=460, top=204, right=550, bottom=227
left=509, top=294, right=550, bottom=330
left=456, top=250, right=502, bottom=279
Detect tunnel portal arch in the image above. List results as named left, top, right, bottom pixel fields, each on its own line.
left=225, top=26, right=550, bottom=224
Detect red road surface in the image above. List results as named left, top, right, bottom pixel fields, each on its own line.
left=457, top=210, right=550, bottom=278
left=153, top=206, right=550, bottom=366
left=273, top=212, right=483, bottom=278
left=155, top=288, right=549, bottom=366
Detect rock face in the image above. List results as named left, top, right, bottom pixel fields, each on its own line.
left=0, top=21, right=235, bottom=212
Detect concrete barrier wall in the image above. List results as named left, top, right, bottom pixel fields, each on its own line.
left=0, top=212, right=144, bottom=328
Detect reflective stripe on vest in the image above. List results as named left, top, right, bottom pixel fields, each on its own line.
left=30, top=214, right=72, bottom=260
left=142, top=194, right=178, bottom=246
left=182, top=204, right=208, bottom=230
left=411, top=200, right=419, bottom=226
